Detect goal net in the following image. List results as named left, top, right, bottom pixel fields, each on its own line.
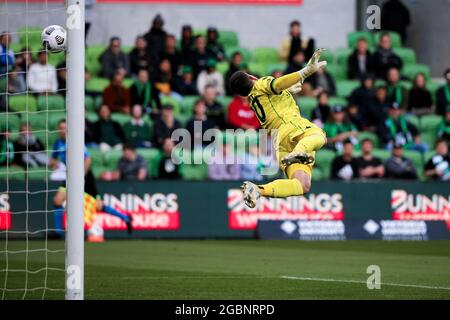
left=0, top=0, right=85, bottom=300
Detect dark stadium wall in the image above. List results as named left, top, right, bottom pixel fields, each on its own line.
left=3, top=181, right=449, bottom=239
left=4, top=0, right=356, bottom=50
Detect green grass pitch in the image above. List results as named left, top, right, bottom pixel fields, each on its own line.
left=1, top=240, right=450, bottom=299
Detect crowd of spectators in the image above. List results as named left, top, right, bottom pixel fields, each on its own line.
left=1, top=11, right=449, bottom=182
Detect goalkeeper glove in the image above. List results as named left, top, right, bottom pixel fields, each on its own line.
left=299, top=48, right=328, bottom=80
left=288, top=82, right=303, bottom=95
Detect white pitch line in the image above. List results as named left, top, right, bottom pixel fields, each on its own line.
left=281, top=276, right=450, bottom=291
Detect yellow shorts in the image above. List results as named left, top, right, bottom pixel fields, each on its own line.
left=273, top=119, right=325, bottom=178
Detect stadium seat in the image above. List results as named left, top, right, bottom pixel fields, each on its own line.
left=225, top=47, right=252, bottom=62
left=160, top=95, right=181, bottom=114
left=328, top=97, right=348, bottom=107
left=252, top=47, right=280, bottom=64
left=334, top=47, right=354, bottom=65
left=103, top=150, right=123, bottom=170
left=180, top=95, right=198, bottom=115
left=373, top=31, right=402, bottom=48
left=402, top=64, right=431, bottom=81
left=347, top=31, right=375, bottom=49
left=123, top=78, right=133, bottom=88
left=110, top=113, right=131, bottom=127
left=216, top=61, right=229, bottom=75
left=18, top=26, right=42, bottom=48
left=37, top=94, right=65, bottom=111
left=326, top=64, right=347, bottom=81
left=419, top=115, right=442, bottom=133
left=218, top=30, right=239, bottom=48
left=406, top=114, right=419, bottom=128
left=48, top=111, right=66, bottom=130
left=35, top=130, right=59, bottom=149
left=336, top=80, right=359, bottom=98
left=427, top=81, right=441, bottom=100
left=94, top=95, right=104, bottom=109
left=265, top=62, right=287, bottom=75
left=180, top=163, right=208, bottom=181
left=297, top=96, right=317, bottom=119
left=87, top=148, right=104, bottom=168
left=0, top=166, right=26, bottom=181
left=248, top=62, right=266, bottom=77
left=0, top=113, right=20, bottom=132
left=47, top=51, right=66, bottom=68
left=393, top=47, right=416, bottom=65
left=175, top=113, right=191, bottom=127
left=217, top=96, right=233, bottom=109
left=403, top=149, right=423, bottom=173
left=320, top=50, right=334, bottom=64
left=86, top=111, right=99, bottom=123
left=420, top=131, right=436, bottom=149
left=10, top=42, right=23, bottom=54
left=399, top=80, right=412, bottom=91
left=28, top=112, right=48, bottom=132
left=315, top=149, right=335, bottom=179
left=86, top=45, right=106, bottom=76
left=358, top=131, right=379, bottom=148
left=85, top=77, right=110, bottom=93
left=8, top=94, right=37, bottom=113
left=137, top=148, right=162, bottom=178
left=312, top=167, right=323, bottom=181
left=85, top=95, right=96, bottom=112
left=372, top=148, right=391, bottom=162
left=26, top=167, right=49, bottom=181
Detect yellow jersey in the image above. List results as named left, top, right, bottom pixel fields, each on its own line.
left=248, top=76, right=305, bottom=134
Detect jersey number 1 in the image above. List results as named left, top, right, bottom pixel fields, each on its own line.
left=250, top=97, right=266, bottom=123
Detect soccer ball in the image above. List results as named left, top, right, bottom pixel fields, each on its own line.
left=41, top=25, right=67, bottom=52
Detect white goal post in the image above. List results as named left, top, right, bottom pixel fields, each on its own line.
left=65, top=0, right=85, bottom=300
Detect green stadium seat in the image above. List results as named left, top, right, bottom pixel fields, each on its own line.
left=399, top=80, right=412, bottom=91
left=312, top=167, right=323, bottom=181
left=27, top=167, right=49, bottom=181
left=334, top=47, right=354, bottom=65
left=37, top=94, right=65, bottom=111
left=175, top=113, right=191, bottom=127
left=111, top=113, right=131, bottom=127
left=265, top=62, right=287, bottom=75
left=27, top=112, right=47, bottom=132
left=320, top=50, right=334, bottom=64
left=252, top=47, right=279, bottom=64
left=218, top=30, right=239, bottom=48
left=91, top=165, right=108, bottom=179
left=86, top=59, right=102, bottom=76
left=420, top=115, right=442, bottom=133
left=297, top=96, right=317, bottom=119
left=86, top=111, right=99, bottom=123
left=402, top=64, right=431, bottom=81
left=137, top=148, right=162, bottom=178
left=406, top=114, right=419, bottom=128
left=216, top=61, right=229, bottom=75
left=372, top=148, right=391, bottom=162
left=87, top=148, right=104, bottom=168
left=336, top=80, right=359, bottom=98
left=180, top=163, right=208, bottom=181
left=122, top=46, right=133, bottom=54
left=180, top=96, right=199, bottom=115
left=94, top=95, right=104, bottom=109
left=18, top=26, right=42, bottom=48
left=0, top=113, right=20, bottom=132
left=248, top=62, right=266, bottom=77
left=85, top=77, right=110, bottom=93
left=35, top=130, right=59, bottom=149
left=326, top=64, right=347, bottom=81
left=420, top=131, right=436, bottom=149
left=123, top=78, right=133, bottom=88
left=347, top=31, right=375, bottom=49
left=358, top=131, right=379, bottom=148
left=8, top=94, right=37, bottom=112
left=48, top=111, right=66, bottom=130
left=315, top=149, right=335, bottom=179
left=10, top=43, right=23, bottom=54
left=427, top=82, right=441, bottom=101
left=86, top=45, right=106, bottom=76
left=217, top=96, right=233, bottom=109
left=85, top=95, right=96, bottom=112
left=328, top=97, right=348, bottom=107
left=103, top=150, right=123, bottom=170
left=48, top=51, right=66, bottom=68
left=160, top=95, right=181, bottom=114
left=0, top=166, right=26, bottom=181
left=373, top=31, right=402, bottom=48
left=225, top=47, right=252, bottom=62
left=403, top=149, right=423, bottom=173
left=374, top=79, right=387, bottom=88
left=393, top=47, right=416, bottom=65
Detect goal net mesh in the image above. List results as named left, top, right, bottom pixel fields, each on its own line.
left=1, top=0, right=68, bottom=299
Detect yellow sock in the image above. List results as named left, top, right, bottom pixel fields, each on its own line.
left=258, top=178, right=303, bottom=198
left=294, top=133, right=326, bottom=154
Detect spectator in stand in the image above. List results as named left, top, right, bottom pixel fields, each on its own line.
left=116, top=143, right=147, bottom=181
left=227, top=95, right=260, bottom=130
left=311, top=91, right=331, bottom=128
left=368, top=86, right=389, bottom=129
left=174, top=65, right=198, bottom=96
left=305, top=66, right=336, bottom=96
left=280, top=20, right=315, bottom=63
left=85, top=117, right=97, bottom=148
left=27, top=51, right=58, bottom=94
left=347, top=38, right=374, bottom=80
left=128, top=35, right=150, bottom=77
left=349, top=74, right=376, bottom=126
left=407, top=72, right=433, bottom=116
left=8, top=66, right=26, bottom=94
left=225, top=52, right=245, bottom=95
left=0, top=31, right=14, bottom=77
left=379, top=102, right=426, bottom=152
left=13, top=123, right=48, bottom=168
left=386, top=67, right=408, bottom=110
left=93, top=104, right=125, bottom=151
left=161, top=34, right=182, bottom=75
left=180, top=25, right=193, bottom=64
left=381, top=0, right=411, bottom=43
left=144, top=14, right=167, bottom=65
left=158, top=138, right=181, bottom=179
left=324, top=105, right=359, bottom=152
left=99, top=36, right=130, bottom=79
left=240, top=145, right=263, bottom=182
left=197, top=58, right=225, bottom=96
left=190, top=35, right=214, bottom=78
left=123, top=104, right=152, bottom=148
left=153, top=104, right=181, bottom=148
left=14, top=46, right=33, bottom=82
left=331, top=139, right=359, bottom=181
left=424, top=139, right=450, bottom=181
left=153, top=58, right=181, bottom=101
left=437, top=106, right=450, bottom=144
left=435, top=68, right=450, bottom=116
left=356, top=139, right=385, bottom=179
left=203, top=85, right=225, bottom=129
left=206, top=27, right=225, bottom=62
left=186, top=99, right=215, bottom=149
left=103, top=69, right=131, bottom=113
left=129, top=69, right=161, bottom=112
left=208, top=143, right=240, bottom=181
left=373, top=33, right=403, bottom=80
left=385, top=143, right=417, bottom=179
left=0, top=130, right=14, bottom=166
left=285, top=51, right=306, bottom=75
left=346, top=104, right=364, bottom=131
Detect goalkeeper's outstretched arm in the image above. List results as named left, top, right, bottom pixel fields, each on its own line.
left=272, top=48, right=327, bottom=93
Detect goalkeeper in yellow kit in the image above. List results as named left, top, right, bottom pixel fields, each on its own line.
left=229, top=48, right=328, bottom=208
